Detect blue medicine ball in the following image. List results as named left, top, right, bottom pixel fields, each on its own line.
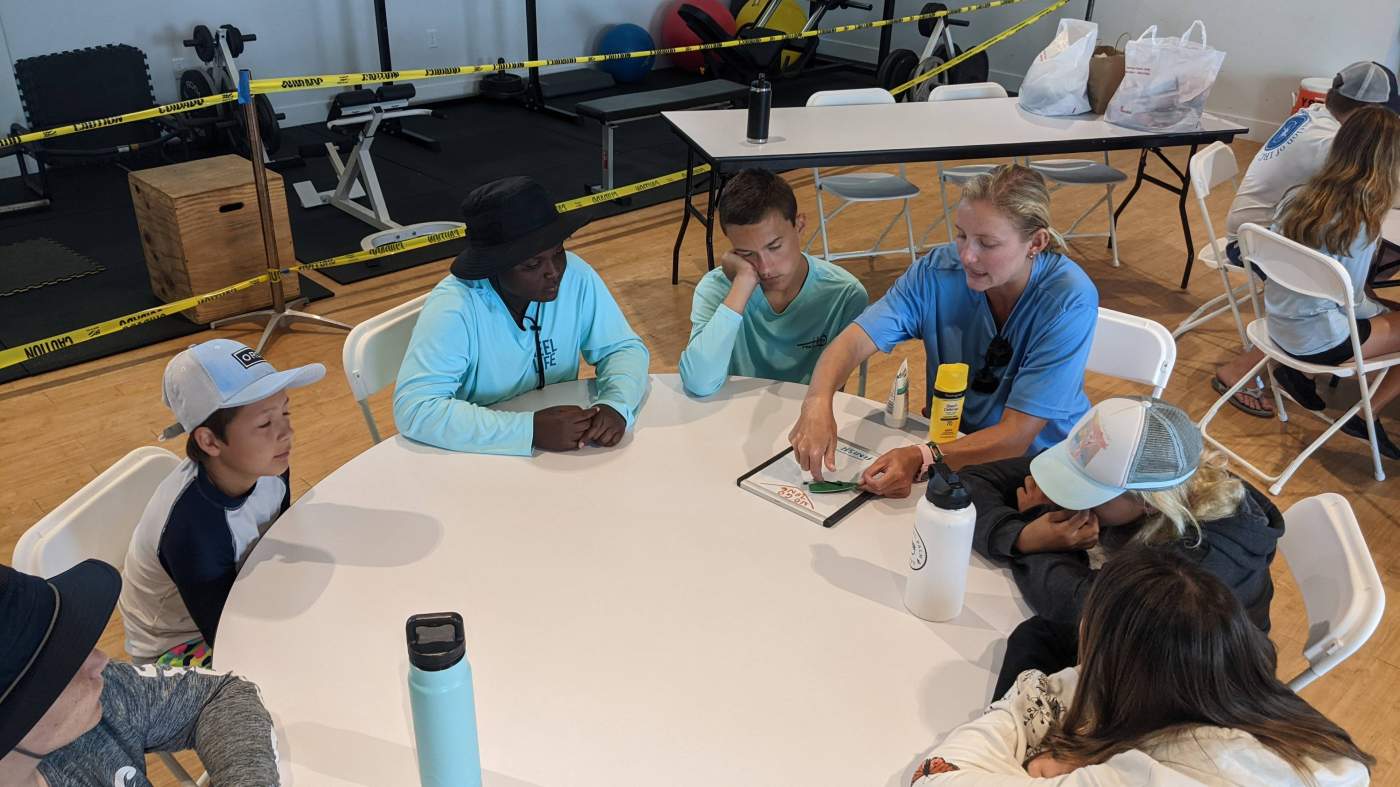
left=598, top=23, right=655, bottom=83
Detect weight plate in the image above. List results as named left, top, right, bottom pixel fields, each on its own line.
left=222, top=24, right=245, bottom=59
left=877, top=48, right=919, bottom=96
left=255, top=94, right=280, bottom=153
left=918, top=2, right=946, bottom=38
left=949, top=46, right=990, bottom=85
left=909, top=54, right=948, bottom=102
left=177, top=69, right=219, bottom=119
left=189, top=25, right=216, bottom=63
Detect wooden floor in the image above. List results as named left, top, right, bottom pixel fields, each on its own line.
left=5, top=142, right=1400, bottom=784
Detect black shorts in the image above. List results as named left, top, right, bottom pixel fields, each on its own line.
left=1226, top=240, right=1268, bottom=281
left=1284, top=319, right=1372, bottom=366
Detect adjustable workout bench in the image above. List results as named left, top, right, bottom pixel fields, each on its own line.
left=293, top=83, right=462, bottom=249
left=575, top=80, right=747, bottom=195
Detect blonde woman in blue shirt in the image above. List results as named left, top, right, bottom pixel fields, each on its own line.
left=679, top=168, right=867, bottom=396
left=790, top=165, right=1099, bottom=496
left=394, top=177, right=649, bottom=455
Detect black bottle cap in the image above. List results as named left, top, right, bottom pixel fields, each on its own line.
left=406, top=612, right=466, bottom=671
left=924, top=461, right=972, bottom=509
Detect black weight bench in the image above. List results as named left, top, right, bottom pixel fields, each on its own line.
left=576, top=79, right=747, bottom=195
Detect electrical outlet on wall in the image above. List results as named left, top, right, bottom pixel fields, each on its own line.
left=427, top=28, right=438, bottom=48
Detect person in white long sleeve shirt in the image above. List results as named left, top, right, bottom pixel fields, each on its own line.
left=909, top=548, right=1372, bottom=786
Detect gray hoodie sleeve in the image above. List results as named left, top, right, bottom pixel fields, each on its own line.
left=106, top=662, right=281, bottom=786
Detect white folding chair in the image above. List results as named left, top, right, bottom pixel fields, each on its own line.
left=922, top=82, right=1012, bottom=247
left=1022, top=130, right=1127, bottom=266
left=12, top=446, right=207, bottom=787
left=1278, top=494, right=1384, bottom=692
left=1171, top=141, right=1261, bottom=349
left=342, top=293, right=429, bottom=443
left=1200, top=223, right=1400, bottom=494
left=802, top=88, right=919, bottom=266
left=1086, top=307, right=1176, bottom=397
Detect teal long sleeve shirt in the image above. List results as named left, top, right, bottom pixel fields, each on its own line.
left=678, top=254, right=867, bottom=396
left=393, top=253, right=650, bottom=454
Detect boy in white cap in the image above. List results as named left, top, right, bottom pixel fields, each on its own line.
left=958, top=397, right=1283, bottom=700
left=119, top=339, right=324, bottom=668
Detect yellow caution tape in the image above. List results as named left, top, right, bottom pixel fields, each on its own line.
left=891, top=0, right=1067, bottom=96
left=0, top=162, right=715, bottom=370
left=247, top=0, right=1030, bottom=95
left=0, top=93, right=238, bottom=151
left=0, top=270, right=269, bottom=369
left=0, top=0, right=1028, bottom=150
left=1, top=0, right=1063, bottom=370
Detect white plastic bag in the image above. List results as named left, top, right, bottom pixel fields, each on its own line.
left=1105, top=20, right=1226, bottom=132
left=1018, top=19, right=1098, bottom=116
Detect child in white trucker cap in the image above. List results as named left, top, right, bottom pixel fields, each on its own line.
left=118, top=340, right=324, bottom=668
left=958, top=396, right=1284, bottom=701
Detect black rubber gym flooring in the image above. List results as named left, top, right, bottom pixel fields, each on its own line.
left=0, top=162, right=332, bottom=384
left=0, top=65, right=872, bottom=382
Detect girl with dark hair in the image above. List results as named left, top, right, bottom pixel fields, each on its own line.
left=909, top=548, right=1373, bottom=785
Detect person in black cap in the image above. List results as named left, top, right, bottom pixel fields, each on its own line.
left=394, top=176, right=650, bottom=455
left=0, top=560, right=281, bottom=785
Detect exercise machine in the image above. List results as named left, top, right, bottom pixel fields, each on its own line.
left=736, top=0, right=874, bottom=78
left=876, top=2, right=989, bottom=101
left=292, top=84, right=462, bottom=251
left=179, top=24, right=298, bottom=166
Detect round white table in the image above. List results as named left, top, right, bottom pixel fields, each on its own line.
left=218, top=375, right=1029, bottom=787
left=1383, top=207, right=1399, bottom=250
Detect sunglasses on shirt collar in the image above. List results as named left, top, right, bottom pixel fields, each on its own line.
left=971, top=335, right=1012, bottom=394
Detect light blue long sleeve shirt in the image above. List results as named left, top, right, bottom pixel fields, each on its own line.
left=678, top=254, right=868, bottom=396
left=393, top=253, right=650, bottom=455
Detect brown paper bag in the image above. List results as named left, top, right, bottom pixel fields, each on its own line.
left=1087, top=44, right=1126, bottom=115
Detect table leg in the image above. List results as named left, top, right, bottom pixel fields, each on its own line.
left=1175, top=143, right=1199, bottom=289
left=1110, top=148, right=1149, bottom=237
left=705, top=170, right=720, bottom=270
left=673, top=148, right=696, bottom=285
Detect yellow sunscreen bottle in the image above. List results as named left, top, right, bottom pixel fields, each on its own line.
left=928, top=363, right=969, bottom=444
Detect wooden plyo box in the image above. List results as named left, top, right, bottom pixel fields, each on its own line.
left=129, top=154, right=301, bottom=324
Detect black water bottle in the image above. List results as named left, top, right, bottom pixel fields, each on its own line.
left=747, top=73, right=771, bottom=144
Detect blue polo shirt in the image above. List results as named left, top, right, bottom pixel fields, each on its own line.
left=854, top=243, right=1097, bottom=453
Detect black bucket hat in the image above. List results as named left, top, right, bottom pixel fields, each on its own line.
left=0, top=560, right=120, bottom=757
left=450, top=176, right=590, bottom=280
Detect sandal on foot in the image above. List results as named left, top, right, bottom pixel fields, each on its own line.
left=1212, top=375, right=1274, bottom=418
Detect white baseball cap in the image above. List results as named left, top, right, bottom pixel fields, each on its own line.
left=1029, top=397, right=1201, bottom=511
left=1334, top=61, right=1400, bottom=114
left=159, top=339, right=324, bottom=440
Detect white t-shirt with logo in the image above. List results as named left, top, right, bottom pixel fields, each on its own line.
left=1226, top=104, right=1339, bottom=239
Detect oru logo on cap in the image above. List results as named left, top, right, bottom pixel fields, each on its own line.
left=232, top=347, right=266, bottom=369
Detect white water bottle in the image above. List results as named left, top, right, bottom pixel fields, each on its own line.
left=904, top=462, right=976, bottom=622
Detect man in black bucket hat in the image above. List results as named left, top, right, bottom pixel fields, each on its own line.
left=395, top=176, right=650, bottom=454
left=0, top=560, right=281, bottom=785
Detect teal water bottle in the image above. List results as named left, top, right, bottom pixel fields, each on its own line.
left=407, top=612, right=482, bottom=787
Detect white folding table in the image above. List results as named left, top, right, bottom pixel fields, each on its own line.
left=216, top=375, right=1029, bottom=787
left=663, top=98, right=1248, bottom=287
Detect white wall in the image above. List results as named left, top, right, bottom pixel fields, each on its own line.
left=0, top=0, right=664, bottom=176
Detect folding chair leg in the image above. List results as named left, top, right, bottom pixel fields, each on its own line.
left=1104, top=184, right=1120, bottom=268
left=818, top=186, right=833, bottom=261
left=903, top=199, right=918, bottom=266
left=359, top=400, right=382, bottom=444
left=1219, top=266, right=1250, bottom=350
left=939, top=178, right=955, bottom=244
